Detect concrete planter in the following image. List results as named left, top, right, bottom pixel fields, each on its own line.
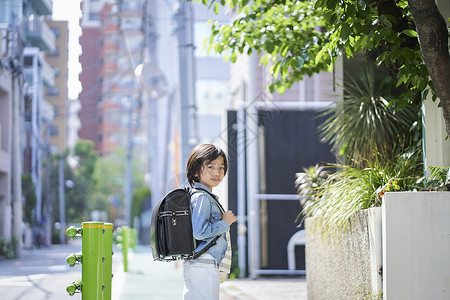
left=383, top=191, right=450, bottom=299
left=305, top=207, right=382, bottom=299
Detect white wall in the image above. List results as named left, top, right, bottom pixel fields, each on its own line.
left=383, top=192, right=450, bottom=299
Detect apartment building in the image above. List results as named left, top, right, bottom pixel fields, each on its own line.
left=0, top=0, right=70, bottom=252
left=78, top=0, right=146, bottom=156
left=45, top=20, right=69, bottom=154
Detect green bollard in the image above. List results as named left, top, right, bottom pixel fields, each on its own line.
left=82, top=221, right=104, bottom=300
left=122, top=226, right=130, bottom=272
left=131, top=228, right=137, bottom=252
left=103, top=223, right=114, bottom=300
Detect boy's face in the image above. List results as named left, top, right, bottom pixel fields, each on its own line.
left=197, top=156, right=225, bottom=191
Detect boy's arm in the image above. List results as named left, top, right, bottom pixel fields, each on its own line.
left=191, top=194, right=230, bottom=240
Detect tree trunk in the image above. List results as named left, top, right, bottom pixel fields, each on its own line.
left=407, top=0, right=450, bottom=136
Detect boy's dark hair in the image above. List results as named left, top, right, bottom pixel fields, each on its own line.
left=186, top=144, right=228, bottom=187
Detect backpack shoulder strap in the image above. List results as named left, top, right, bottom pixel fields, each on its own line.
left=190, top=187, right=225, bottom=213
left=189, top=187, right=226, bottom=260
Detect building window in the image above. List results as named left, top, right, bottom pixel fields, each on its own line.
left=89, top=13, right=100, bottom=21
left=53, top=66, right=60, bottom=77
left=51, top=27, right=61, bottom=37
left=46, top=86, right=60, bottom=96
left=196, top=79, right=231, bottom=115
left=48, top=47, right=60, bottom=57
left=49, top=125, right=59, bottom=136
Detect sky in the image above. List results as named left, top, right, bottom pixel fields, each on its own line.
left=52, top=0, right=82, bottom=100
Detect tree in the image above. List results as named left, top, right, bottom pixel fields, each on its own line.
left=92, top=147, right=147, bottom=221
left=407, top=0, right=450, bottom=136
left=131, top=187, right=151, bottom=227
left=193, top=0, right=450, bottom=135
left=66, top=139, right=100, bottom=222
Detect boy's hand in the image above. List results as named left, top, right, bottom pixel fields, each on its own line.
left=222, top=210, right=237, bottom=225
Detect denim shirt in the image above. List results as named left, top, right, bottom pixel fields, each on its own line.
left=191, top=182, right=230, bottom=264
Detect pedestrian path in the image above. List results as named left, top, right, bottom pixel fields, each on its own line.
left=112, top=245, right=184, bottom=299
left=113, top=245, right=308, bottom=300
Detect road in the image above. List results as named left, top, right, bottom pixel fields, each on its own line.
left=0, top=238, right=86, bottom=300
left=0, top=238, right=308, bottom=300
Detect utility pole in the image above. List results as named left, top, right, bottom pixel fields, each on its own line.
left=58, top=155, right=66, bottom=244
left=142, top=0, right=164, bottom=208
left=174, top=0, right=198, bottom=169
left=11, top=12, right=23, bottom=257
left=124, top=97, right=133, bottom=227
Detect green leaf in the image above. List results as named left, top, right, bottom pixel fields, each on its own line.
left=276, top=85, right=287, bottom=94
left=379, top=15, right=392, bottom=27
left=214, top=3, right=220, bottom=14
left=340, top=23, right=352, bottom=41
left=375, top=52, right=387, bottom=67
left=269, top=84, right=275, bottom=93
left=215, top=43, right=224, bottom=53
left=401, top=29, right=417, bottom=38
left=265, top=41, right=275, bottom=54
left=271, top=61, right=282, bottom=78
left=230, top=51, right=237, bottom=63
left=329, top=13, right=338, bottom=25
left=315, top=48, right=326, bottom=64
left=260, top=53, right=270, bottom=65
left=396, top=74, right=406, bottom=87
left=326, top=0, right=338, bottom=10
left=280, top=61, right=289, bottom=80
left=280, top=44, right=290, bottom=57
left=314, top=0, right=326, bottom=10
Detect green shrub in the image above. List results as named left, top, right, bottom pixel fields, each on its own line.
left=299, top=148, right=423, bottom=236
left=0, top=236, right=18, bottom=259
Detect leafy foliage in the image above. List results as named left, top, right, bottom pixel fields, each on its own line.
left=131, top=187, right=151, bottom=226
left=425, top=166, right=450, bottom=191
left=21, top=174, right=37, bottom=225
left=317, top=68, right=421, bottom=165
left=0, top=236, right=18, bottom=259
left=300, top=147, right=423, bottom=235
left=295, top=164, right=329, bottom=220
left=193, top=0, right=436, bottom=103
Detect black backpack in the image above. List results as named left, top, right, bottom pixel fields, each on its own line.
left=150, top=186, right=224, bottom=261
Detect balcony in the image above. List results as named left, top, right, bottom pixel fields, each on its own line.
left=41, top=55, right=55, bottom=87
left=41, top=98, right=54, bottom=123
left=25, top=16, right=56, bottom=52
left=31, top=0, right=53, bottom=15
left=23, top=48, right=55, bottom=87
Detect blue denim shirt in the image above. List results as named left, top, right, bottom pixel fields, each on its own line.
left=191, top=182, right=230, bottom=264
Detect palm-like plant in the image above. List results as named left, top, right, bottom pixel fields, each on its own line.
left=318, top=69, right=421, bottom=165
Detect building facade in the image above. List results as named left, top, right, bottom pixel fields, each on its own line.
left=78, top=0, right=146, bottom=156
left=0, top=0, right=70, bottom=253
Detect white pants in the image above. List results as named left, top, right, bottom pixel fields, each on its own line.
left=183, top=254, right=220, bottom=300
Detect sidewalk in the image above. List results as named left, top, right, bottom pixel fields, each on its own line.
left=113, top=245, right=307, bottom=300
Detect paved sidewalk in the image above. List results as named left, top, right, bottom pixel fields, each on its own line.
left=113, top=245, right=307, bottom=300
